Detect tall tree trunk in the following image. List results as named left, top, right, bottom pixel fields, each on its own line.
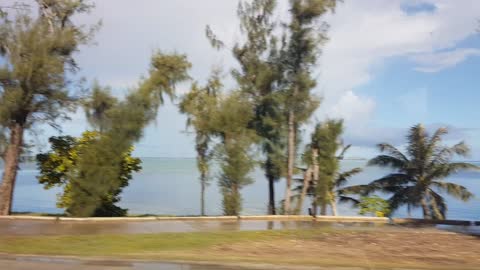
left=311, top=199, right=317, bottom=217
left=420, top=196, right=431, bottom=220
left=200, top=172, right=206, bottom=216
left=320, top=203, right=327, bottom=216
left=295, top=166, right=312, bottom=215
left=284, top=109, right=295, bottom=214
left=428, top=192, right=444, bottom=220
left=330, top=197, right=337, bottom=216
left=312, top=148, right=323, bottom=215
left=0, top=123, right=24, bottom=216
left=312, top=200, right=318, bottom=217
left=268, top=174, right=276, bottom=215
left=233, top=183, right=240, bottom=216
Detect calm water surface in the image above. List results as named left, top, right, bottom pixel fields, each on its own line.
left=5, top=158, right=480, bottom=219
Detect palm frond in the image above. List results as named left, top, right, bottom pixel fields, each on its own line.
left=338, top=184, right=373, bottom=196
left=335, top=167, right=362, bottom=187
left=338, top=195, right=360, bottom=206
left=376, top=143, right=408, bottom=162
left=406, top=124, right=428, bottom=170
left=449, top=141, right=470, bottom=157
left=370, top=173, right=413, bottom=188
left=431, top=142, right=470, bottom=164
left=431, top=181, right=473, bottom=201
left=337, top=144, right=351, bottom=160
left=427, top=162, right=480, bottom=180
left=387, top=186, right=419, bottom=212
left=427, top=127, right=448, bottom=152
left=367, top=155, right=407, bottom=169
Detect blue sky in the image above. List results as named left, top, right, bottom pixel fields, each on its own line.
left=25, top=0, right=480, bottom=159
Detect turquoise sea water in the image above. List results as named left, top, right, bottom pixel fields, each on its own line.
left=6, top=158, right=480, bottom=219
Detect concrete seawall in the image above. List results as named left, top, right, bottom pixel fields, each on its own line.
left=1, top=215, right=477, bottom=225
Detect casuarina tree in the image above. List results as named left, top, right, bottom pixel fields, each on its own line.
left=0, top=0, right=98, bottom=215
left=280, top=0, right=337, bottom=213
left=179, top=71, right=221, bottom=216
left=232, top=0, right=285, bottom=215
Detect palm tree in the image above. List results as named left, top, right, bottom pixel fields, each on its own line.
left=343, top=124, right=479, bottom=220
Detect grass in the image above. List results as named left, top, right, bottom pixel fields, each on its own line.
left=0, top=229, right=326, bottom=256
left=1, top=228, right=479, bottom=269
left=10, top=212, right=66, bottom=217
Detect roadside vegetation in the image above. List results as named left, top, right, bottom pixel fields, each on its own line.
left=0, top=0, right=478, bottom=219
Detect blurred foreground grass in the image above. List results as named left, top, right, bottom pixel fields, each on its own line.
left=1, top=228, right=479, bottom=270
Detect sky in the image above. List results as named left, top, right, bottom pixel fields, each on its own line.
left=18, top=0, right=480, bottom=159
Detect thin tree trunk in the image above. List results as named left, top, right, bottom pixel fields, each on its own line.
left=320, top=204, right=327, bottom=216
left=200, top=173, right=206, bottom=216
left=295, top=166, right=312, bottom=215
left=330, top=197, right=337, bottom=216
left=284, top=109, right=296, bottom=214
left=233, top=184, right=240, bottom=216
left=312, top=148, right=322, bottom=215
left=268, top=174, right=276, bottom=215
left=428, top=192, right=444, bottom=220
left=0, top=123, right=24, bottom=216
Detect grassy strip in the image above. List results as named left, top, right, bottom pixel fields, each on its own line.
left=0, top=229, right=329, bottom=256
left=0, top=229, right=478, bottom=270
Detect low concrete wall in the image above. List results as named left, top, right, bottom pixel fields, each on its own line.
left=0, top=215, right=478, bottom=225
left=0, top=215, right=386, bottom=223
left=392, top=218, right=473, bottom=226
left=315, top=216, right=389, bottom=223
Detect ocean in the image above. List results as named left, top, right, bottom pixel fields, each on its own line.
left=6, top=158, right=480, bottom=219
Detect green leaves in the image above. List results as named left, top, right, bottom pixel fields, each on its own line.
left=82, top=82, right=117, bottom=133
left=36, top=131, right=142, bottom=216
left=431, top=181, right=473, bottom=202
left=358, top=195, right=391, bottom=217
left=0, top=0, right=97, bottom=129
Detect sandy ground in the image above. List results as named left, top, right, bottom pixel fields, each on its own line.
left=180, top=228, right=480, bottom=269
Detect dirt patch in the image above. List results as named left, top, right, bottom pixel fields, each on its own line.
left=201, top=229, right=480, bottom=269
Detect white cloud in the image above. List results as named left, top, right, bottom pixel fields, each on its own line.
left=314, top=0, right=480, bottom=150
left=410, top=48, right=480, bottom=72
left=329, top=91, right=376, bottom=126
left=318, top=0, right=480, bottom=101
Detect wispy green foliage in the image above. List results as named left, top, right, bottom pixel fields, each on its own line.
left=0, top=0, right=97, bottom=215
left=82, top=82, right=118, bottom=133
left=179, top=71, right=221, bottom=215
left=65, top=52, right=191, bottom=217
left=36, top=131, right=141, bottom=216
left=281, top=0, right=337, bottom=213
left=212, top=91, right=258, bottom=216
left=232, top=0, right=286, bottom=214
left=343, top=124, right=479, bottom=220
left=207, top=0, right=337, bottom=215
